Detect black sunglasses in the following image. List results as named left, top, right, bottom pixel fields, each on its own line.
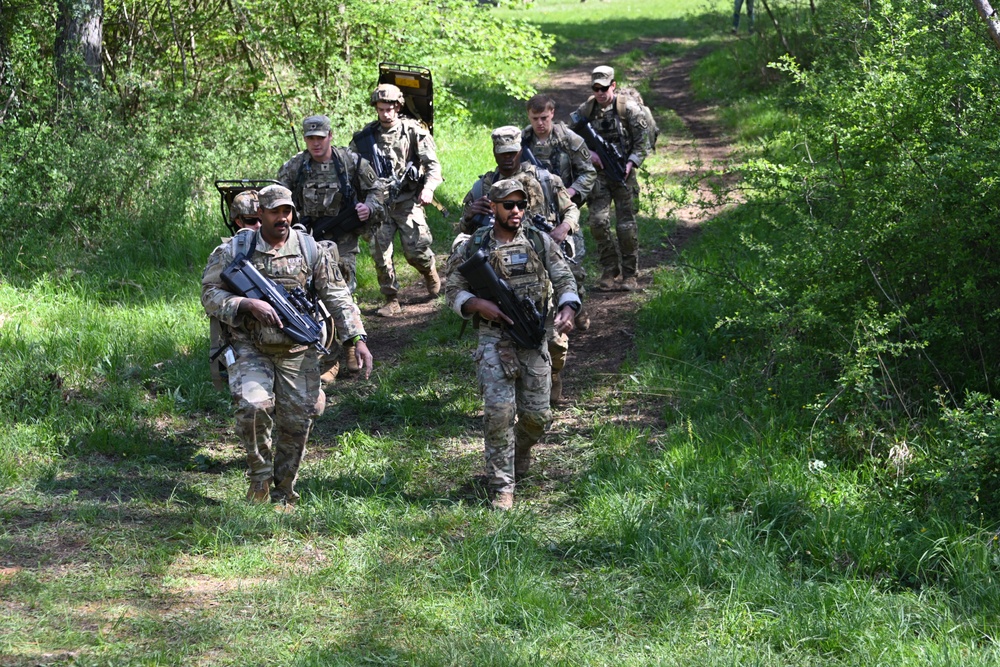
left=240, top=217, right=261, bottom=225
left=498, top=200, right=528, bottom=211
left=592, top=84, right=611, bottom=92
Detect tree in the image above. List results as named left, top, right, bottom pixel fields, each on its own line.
left=972, top=0, right=1000, bottom=49
left=55, top=0, right=103, bottom=98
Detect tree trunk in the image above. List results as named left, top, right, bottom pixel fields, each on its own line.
left=55, top=0, right=104, bottom=98
left=973, top=0, right=1000, bottom=50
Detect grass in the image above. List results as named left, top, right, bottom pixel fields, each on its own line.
left=5, top=0, right=1000, bottom=665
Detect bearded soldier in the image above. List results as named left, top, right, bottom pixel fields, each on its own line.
left=446, top=179, right=580, bottom=510
left=351, top=84, right=443, bottom=317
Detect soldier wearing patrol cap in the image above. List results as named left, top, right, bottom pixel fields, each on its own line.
left=201, top=184, right=374, bottom=510
left=350, top=84, right=443, bottom=317
left=445, top=178, right=581, bottom=511
left=458, top=126, right=581, bottom=407
left=277, top=114, right=386, bottom=376
left=575, top=65, right=651, bottom=292
left=229, top=190, right=261, bottom=231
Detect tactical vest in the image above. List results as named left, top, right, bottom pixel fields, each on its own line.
left=522, top=125, right=571, bottom=185
left=584, top=99, right=628, bottom=155
left=467, top=226, right=550, bottom=311
left=293, top=150, right=353, bottom=219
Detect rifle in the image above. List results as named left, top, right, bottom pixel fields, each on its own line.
left=528, top=214, right=581, bottom=265
left=569, top=109, right=628, bottom=185
left=221, top=254, right=331, bottom=355
left=458, top=247, right=547, bottom=350
left=301, top=208, right=365, bottom=241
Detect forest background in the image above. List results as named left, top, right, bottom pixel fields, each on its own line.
left=5, top=0, right=1000, bottom=663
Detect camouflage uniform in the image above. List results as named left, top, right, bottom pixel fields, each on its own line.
left=445, top=187, right=580, bottom=495
left=576, top=67, right=651, bottom=282
left=276, top=147, right=386, bottom=293
left=202, top=227, right=366, bottom=504
left=350, top=116, right=442, bottom=300
left=520, top=121, right=597, bottom=203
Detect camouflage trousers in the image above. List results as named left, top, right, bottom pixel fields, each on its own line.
left=331, top=232, right=360, bottom=294
left=229, top=342, right=324, bottom=503
left=474, top=333, right=552, bottom=494
left=588, top=171, right=640, bottom=279
left=371, top=199, right=435, bottom=298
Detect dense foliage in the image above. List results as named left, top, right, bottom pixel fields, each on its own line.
left=705, top=0, right=1000, bottom=518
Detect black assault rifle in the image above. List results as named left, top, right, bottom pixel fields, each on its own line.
left=528, top=214, right=580, bottom=265
left=457, top=248, right=547, bottom=350
left=569, top=109, right=628, bottom=185
left=221, top=255, right=331, bottom=355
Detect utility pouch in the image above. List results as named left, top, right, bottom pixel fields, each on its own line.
left=497, top=340, right=519, bottom=379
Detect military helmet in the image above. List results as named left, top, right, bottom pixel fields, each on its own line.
left=371, top=83, right=405, bottom=106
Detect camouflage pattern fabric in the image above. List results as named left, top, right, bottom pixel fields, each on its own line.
left=460, top=162, right=579, bottom=236
left=276, top=147, right=387, bottom=292
left=350, top=118, right=441, bottom=298
left=521, top=121, right=597, bottom=201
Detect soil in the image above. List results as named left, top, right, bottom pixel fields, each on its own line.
left=322, top=38, right=738, bottom=499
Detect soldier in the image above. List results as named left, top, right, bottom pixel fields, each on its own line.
left=459, top=126, right=581, bottom=406
left=351, top=84, right=443, bottom=318
left=445, top=179, right=581, bottom=510
left=521, top=95, right=595, bottom=331
left=576, top=66, right=651, bottom=292
left=230, top=190, right=261, bottom=231
left=277, top=114, right=385, bottom=375
left=202, top=184, right=373, bottom=510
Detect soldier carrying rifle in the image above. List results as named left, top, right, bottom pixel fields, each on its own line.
left=573, top=65, right=652, bottom=292
left=446, top=179, right=581, bottom=511
left=201, top=184, right=373, bottom=511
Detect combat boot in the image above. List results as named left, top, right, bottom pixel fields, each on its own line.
left=550, top=372, right=565, bottom=407
left=345, top=344, right=361, bottom=373
left=491, top=491, right=514, bottom=511
left=515, top=445, right=533, bottom=478
left=574, top=306, right=591, bottom=331
left=424, top=265, right=441, bottom=298
left=621, top=276, right=639, bottom=292
left=597, top=269, right=619, bottom=291
left=377, top=297, right=402, bottom=318
left=246, top=478, right=271, bottom=504
left=320, top=360, right=339, bottom=385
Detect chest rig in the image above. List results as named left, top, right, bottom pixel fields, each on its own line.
left=524, top=132, right=570, bottom=186
left=297, top=152, right=351, bottom=219
left=470, top=226, right=550, bottom=310
left=589, top=103, right=627, bottom=155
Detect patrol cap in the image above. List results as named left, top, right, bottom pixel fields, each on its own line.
left=258, top=184, right=295, bottom=210
left=489, top=178, right=527, bottom=202
left=230, top=190, right=258, bottom=220
left=491, top=125, right=522, bottom=154
left=370, top=83, right=405, bottom=106
left=591, top=66, right=615, bottom=87
left=302, top=114, right=331, bottom=137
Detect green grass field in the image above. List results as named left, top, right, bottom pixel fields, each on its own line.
left=4, top=0, right=1000, bottom=664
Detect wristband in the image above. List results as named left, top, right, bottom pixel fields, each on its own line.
left=349, top=334, right=368, bottom=345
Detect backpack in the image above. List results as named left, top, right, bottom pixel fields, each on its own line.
left=586, top=88, right=659, bottom=153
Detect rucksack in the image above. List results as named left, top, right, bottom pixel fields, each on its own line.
left=583, top=87, right=659, bottom=153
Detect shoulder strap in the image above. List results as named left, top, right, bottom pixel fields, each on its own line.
left=230, top=229, right=258, bottom=259
left=298, top=230, right=319, bottom=268
left=615, top=94, right=627, bottom=118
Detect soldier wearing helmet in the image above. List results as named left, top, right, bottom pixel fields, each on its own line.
left=350, top=83, right=443, bottom=318
left=230, top=190, right=261, bottom=231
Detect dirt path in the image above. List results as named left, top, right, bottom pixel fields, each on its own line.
left=324, top=39, right=738, bottom=496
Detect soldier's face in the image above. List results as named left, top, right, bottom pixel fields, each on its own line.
left=593, top=81, right=615, bottom=106
left=494, top=150, right=521, bottom=176
left=528, top=109, right=554, bottom=138
left=376, top=102, right=400, bottom=128
left=236, top=215, right=261, bottom=231
left=259, top=205, right=292, bottom=244
left=305, top=133, right=333, bottom=162
left=492, top=192, right=527, bottom=233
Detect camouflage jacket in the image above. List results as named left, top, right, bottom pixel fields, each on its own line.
left=349, top=117, right=442, bottom=207
left=520, top=121, right=597, bottom=200
left=577, top=94, right=652, bottom=169
left=201, top=229, right=365, bottom=348
left=459, top=162, right=579, bottom=236
left=445, top=225, right=580, bottom=334
left=276, top=148, right=387, bottom=234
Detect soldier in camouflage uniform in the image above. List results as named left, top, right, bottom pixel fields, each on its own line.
left=576, top=66, right=652, bottom=292
left=202, top=185, right=373, bottom=510
left=230, top=190, right=261, bottom=231
left=350, top=84, right=443, bottom=318
left=446, top=179, right=581, bottom=511
left=522, top=94, right=596, bottom=331
left=459, top=126, right=581, bottom=408
left=277, top=114, right=386, bottom=295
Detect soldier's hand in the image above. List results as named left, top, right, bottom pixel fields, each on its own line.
left=465, top=297, right=513, bottom=325
left=354, top=340, right=374, bottom=379
left=550, top=222, right=571, bottom=244
left=418, top=187, right=434, bottom=206
left=625, top=161, right=634, bottom=177
left=590, top=153, right=604, bottom=169
left=467, top=196, right=492, bottom=218
left=566, top=186, right=578, bottom=201
left=356, top=203, right=371, bottom=222
left=554, top=305, right=576, bottom=335
left=241, top=298, right=282, bottom=328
